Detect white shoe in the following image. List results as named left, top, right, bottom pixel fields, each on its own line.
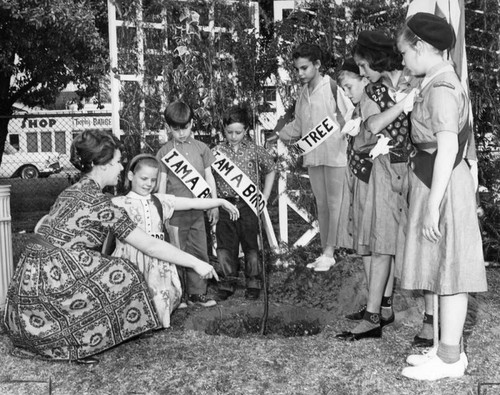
left=407, top=348, right=468, bottom=369
left=306, top=256, right=321, bottom=269
left=402, top=355, right=466, bottom=381
left=406, top=347, right=437, bottom=366
left=313, top=255, right=336, bottom=272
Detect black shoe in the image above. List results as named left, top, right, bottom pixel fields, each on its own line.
left=412, top=335, right=434, bottom=348
left=335, top=326, right=382, bottom=341
left=335, top=331, right=355, bottom=339
left=345, top=305, right=367, bottom=320
left=380, top=313, right=395, bottom=328
left=245, top=288, right=260, bottom=300
left=74, top=356, right=99, bottom=365
left=217, top=289, right=234, bottom=301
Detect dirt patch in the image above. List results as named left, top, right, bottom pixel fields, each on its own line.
left=176, top=255, right=427, bottom=339
left=183, top=302, right=329, bottom=338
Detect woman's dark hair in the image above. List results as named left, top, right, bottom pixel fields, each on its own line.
left=70, top=130, right=121, bottom=174
left=164, top=101, right=194, bottom=129
left=223, top=105, right=251, bottom=128
left=123, top=154, right=161, bottom=193
left=292, top=42, right=323, bottom=64
left=352, top=44, right=403, bottom=73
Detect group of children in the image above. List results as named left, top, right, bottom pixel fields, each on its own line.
left=274, top=12, right=487, bottom=382
left=109, top=11, right=486, bottom=382
left=110, top=102, right=276, bottom=328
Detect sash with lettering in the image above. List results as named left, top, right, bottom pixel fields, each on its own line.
left=293, top=116, right=339, bottom=155
left=161, top=148, right=212, bottom=198
left=211, top=150, right=266, bottom=216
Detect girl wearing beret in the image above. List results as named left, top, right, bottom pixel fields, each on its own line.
left=337, top=31, right=417, bottom=340
left=397, top=12, right=487, bottom=381
left=277, top=43, right=349, bottom=271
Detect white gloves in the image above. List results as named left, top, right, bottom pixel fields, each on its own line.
left=341, top=117, right=362, bottom=137
left=391, top=88, right=419, bottom=114
left=369, top=134, right=393, bottom=159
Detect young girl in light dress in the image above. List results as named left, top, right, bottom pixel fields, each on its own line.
left=112, top=154, right=239, bottom=328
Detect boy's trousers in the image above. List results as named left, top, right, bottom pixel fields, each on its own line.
left=216, top=198, right=262, bottom=292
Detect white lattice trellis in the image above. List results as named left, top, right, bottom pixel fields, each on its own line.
left=106, top=0, right=320, bottom=251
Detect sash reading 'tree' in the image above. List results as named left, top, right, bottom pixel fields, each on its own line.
left=161, top=148, right=212, bottom=198
left=293, top=116, right=339, bottom=155
left=211, top=150, right=266, bottom=216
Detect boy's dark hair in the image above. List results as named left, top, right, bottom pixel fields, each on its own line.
left=223, top=106, right=251, bottom=129
left=351, top=44, right=403, bottom=73
left=164, top=101, right=194, bottom=128
left=292, top=42, right=323, bottom=64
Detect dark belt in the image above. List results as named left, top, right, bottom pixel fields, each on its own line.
left=389, top=147, right=412, bottom=163
left=414, top=141, right=438, bottom=150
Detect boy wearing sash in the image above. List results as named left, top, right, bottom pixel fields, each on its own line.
left=213, top=106, right=276, bottom=301
left=156, top=101, right=218, bottom=308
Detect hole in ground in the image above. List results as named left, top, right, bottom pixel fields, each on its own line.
left=182, top=303, right=330, bottom=338
left=205, top=313, right=322, bottom=338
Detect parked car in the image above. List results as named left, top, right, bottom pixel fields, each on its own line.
left=0, top=141, right=62, bottom=179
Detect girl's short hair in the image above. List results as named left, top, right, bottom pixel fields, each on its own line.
left=70, top=130, right=121, bottom=174
left=292, top=43, right=323, bottom=64
left=352, top=43, right=403, bottom=73
left=338, top=70, right=364, bottom=85
left=124, top=154, right=161, bottom=193
left=164, top=101, right=194, bottom=129
left=223, top=106, right=251, bottom=129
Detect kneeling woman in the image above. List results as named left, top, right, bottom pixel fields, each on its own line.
left=3, top=130, right=217, bottom=364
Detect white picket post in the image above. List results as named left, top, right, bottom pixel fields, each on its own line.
left=0, top=185, right=13, bottom=309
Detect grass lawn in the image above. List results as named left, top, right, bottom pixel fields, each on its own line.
left=1, top=234, right=499, bottom=394
left=1, top=183, right=499, bottom=394
left=0, top=178, right=71, bottom=233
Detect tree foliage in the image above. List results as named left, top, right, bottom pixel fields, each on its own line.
left=0, top=0, right=108, bottom=164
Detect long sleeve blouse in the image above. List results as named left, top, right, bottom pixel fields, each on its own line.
left=279, top=75, right=347, bottom=168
